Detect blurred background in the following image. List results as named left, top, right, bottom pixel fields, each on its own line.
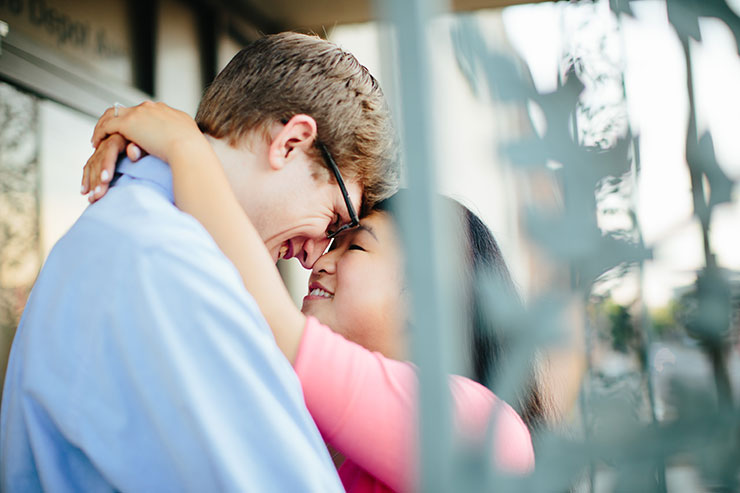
left=2, top=0, right=740, bottom=490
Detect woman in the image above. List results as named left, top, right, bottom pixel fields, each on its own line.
left=82, top=102, right=544, bottom=491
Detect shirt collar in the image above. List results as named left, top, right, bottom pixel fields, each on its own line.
left=115, top=156, right=174, bottom=203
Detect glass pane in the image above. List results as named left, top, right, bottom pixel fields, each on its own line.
left=0, top=81, right=40, bottom=398
left=0, top=83, right=94, bottom=399
left=0, top=0, right=134, bottom=86
left=38, top=99, right=94, bottom=259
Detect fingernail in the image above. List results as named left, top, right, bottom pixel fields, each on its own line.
left=94, top=185, right=101, bottom=195
left=88, top=192, right=95, bottom=202
left=101, top=169, right=110, bottom=181
left=81, top=185, right=86, bottom=194
left=130, top=145, right=142, bottom=161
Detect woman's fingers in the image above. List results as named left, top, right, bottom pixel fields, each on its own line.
left=90, top=100, right=202, bottom=164
left=127, top=142, right=145, bottom=161
left=82, top=134, right=127, bottom=203
left=91, top=101, right=154, bottom=148
left=85, top=103, right=153, bottom=203
left=91, top=104, right=131, bottom=148
left=81, top=155, right=91, bottom=195
left=91, top=105, right=117, bottom=148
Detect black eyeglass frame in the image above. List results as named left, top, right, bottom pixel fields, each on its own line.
left=317, top=141, right=360, bottom=239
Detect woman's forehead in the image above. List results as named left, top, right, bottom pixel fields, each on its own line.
left=359, top=211, right=395, bottom=238
left=333, top=210, right=392, bottom=247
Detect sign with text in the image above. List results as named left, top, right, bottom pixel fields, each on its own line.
left=0, top=0, right=133, bottom=86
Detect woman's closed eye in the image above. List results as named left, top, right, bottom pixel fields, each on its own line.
left=348, top=244, right=366, bottom=252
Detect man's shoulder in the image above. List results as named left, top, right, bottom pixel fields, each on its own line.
left=87, top=183, right=204, bottom=247
left=53, top=184, right=236, bottom=284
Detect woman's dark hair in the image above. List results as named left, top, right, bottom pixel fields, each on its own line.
left=374, top=191, right=547, bottom=431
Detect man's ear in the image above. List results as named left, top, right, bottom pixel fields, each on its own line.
left=267, top=114, right=318, bottom=171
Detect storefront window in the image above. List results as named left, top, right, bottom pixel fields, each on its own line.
left=0, top=0, right=133, bottom=86
left=0, top=81, right=40, bottom=396
left=0, top=81, right=93, bottom=397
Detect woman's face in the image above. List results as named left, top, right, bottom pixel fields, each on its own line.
left=301, top=211, right=407, bottom=360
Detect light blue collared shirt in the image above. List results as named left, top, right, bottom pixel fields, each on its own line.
left=1, top=157, right=342, bottom=492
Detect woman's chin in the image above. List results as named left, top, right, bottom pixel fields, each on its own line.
left=300, top=303, right=335, bottom=329
left=300, top=300, right=320, bottom=317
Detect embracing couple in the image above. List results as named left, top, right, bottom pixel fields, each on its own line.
left=1, top=32, right=541, bottom=492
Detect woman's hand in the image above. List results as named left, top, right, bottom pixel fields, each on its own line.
left=82, top=134, right=144, bottom=203
left=82, top=101, right=205, bottom=203
left=90, top=101, right=202, bottom=160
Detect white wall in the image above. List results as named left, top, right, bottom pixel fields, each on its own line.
left=155, top=0, right=203, bottom=116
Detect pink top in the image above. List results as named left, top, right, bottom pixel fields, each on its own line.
left=294, top=316, right=534, bottom=493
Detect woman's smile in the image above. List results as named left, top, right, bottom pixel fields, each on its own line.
left=304, top=281, right=335, bottom=302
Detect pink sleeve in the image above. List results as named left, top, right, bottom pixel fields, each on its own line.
left=294, top=317, right=534, bottom=492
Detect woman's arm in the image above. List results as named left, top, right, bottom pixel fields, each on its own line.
left=167, top=139, right=307, bottom=362
left=84, top=102, right=306, bottom=362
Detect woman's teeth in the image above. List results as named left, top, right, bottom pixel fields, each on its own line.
left=309, top=288, right=333, bottom=298
left=279, top=244, right=289, bottom=259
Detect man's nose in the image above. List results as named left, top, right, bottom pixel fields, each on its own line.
left=311, top=245, right=338, bottom=275
left=299, top=237, right=331, bottom=269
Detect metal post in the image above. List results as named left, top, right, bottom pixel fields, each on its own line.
left=373, top=0, right=456, bottom=491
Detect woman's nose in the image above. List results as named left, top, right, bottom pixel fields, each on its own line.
left=312, top=245, right=339, bottom=275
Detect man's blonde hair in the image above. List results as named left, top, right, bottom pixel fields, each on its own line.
left=196, top=32, right=399, bottom=211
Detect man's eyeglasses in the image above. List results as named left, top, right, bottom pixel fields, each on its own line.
left=317, top=141, right=360, bottom=239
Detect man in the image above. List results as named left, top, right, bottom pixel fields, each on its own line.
left=1, top=32, right=398, bottom=491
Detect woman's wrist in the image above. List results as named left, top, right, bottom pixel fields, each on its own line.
left=167, top=133, right=218, bottom=169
